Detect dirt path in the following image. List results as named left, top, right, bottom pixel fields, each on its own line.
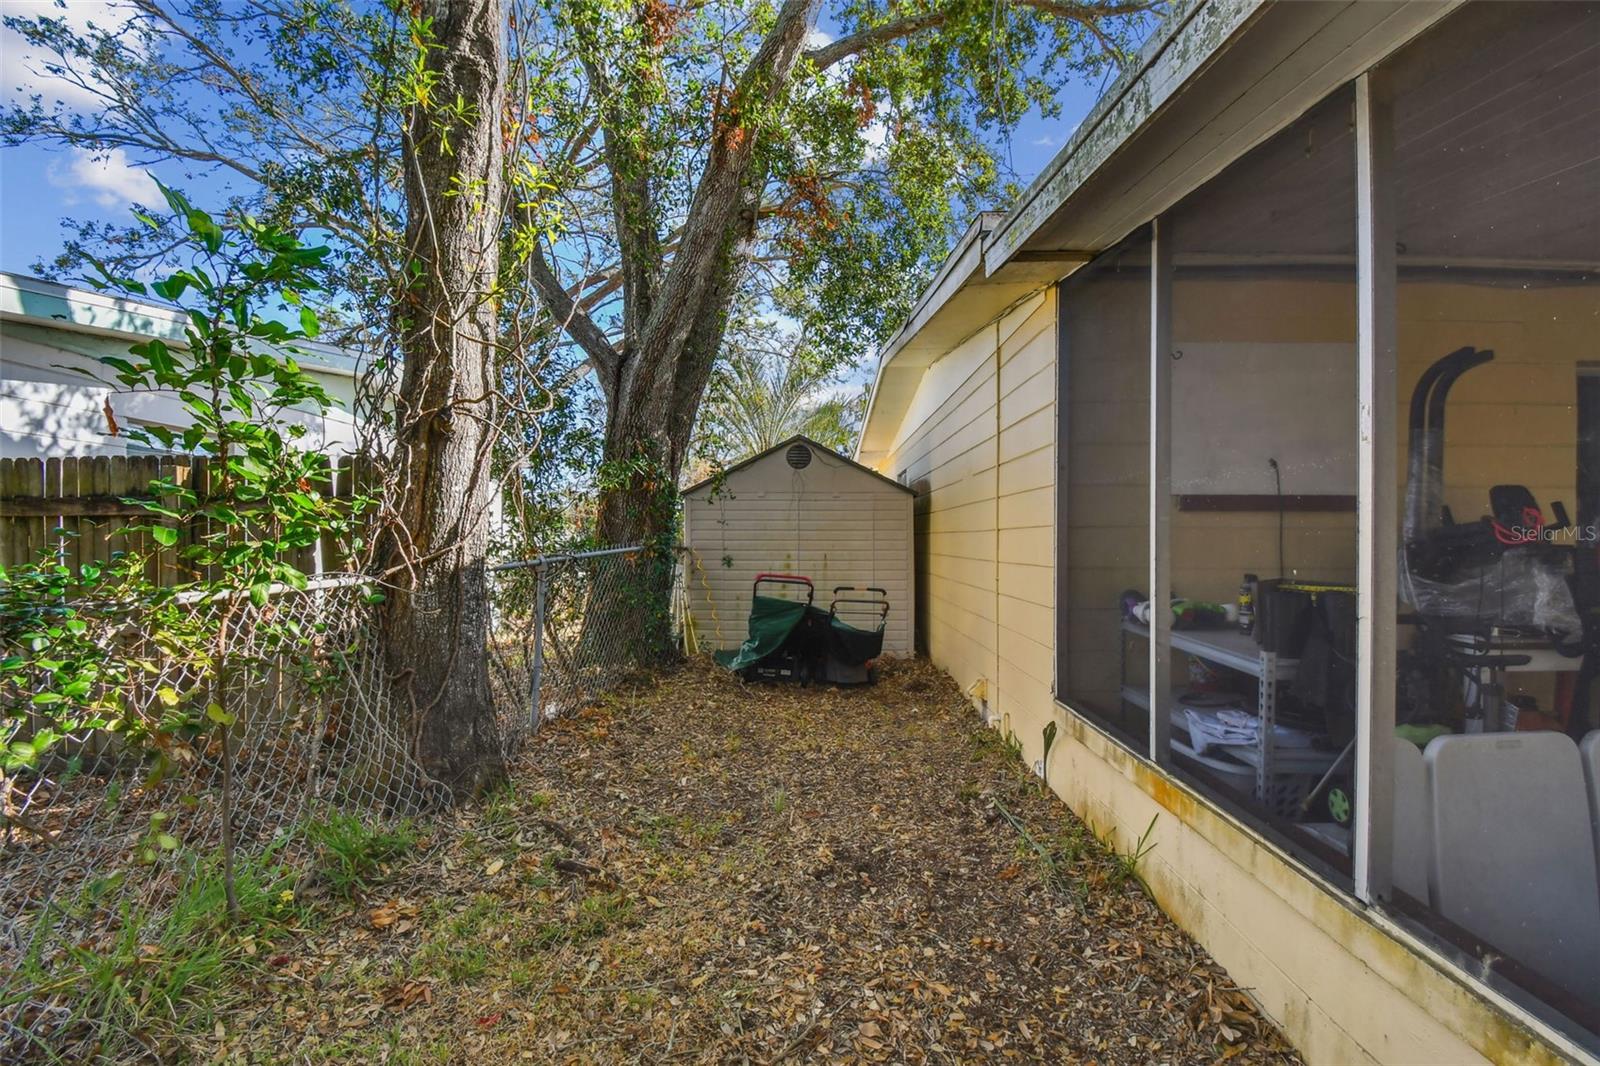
left=229, top=658, right=1301, bottom=1064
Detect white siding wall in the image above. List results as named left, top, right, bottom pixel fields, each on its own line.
left=683, top=443, right=913, bottom=655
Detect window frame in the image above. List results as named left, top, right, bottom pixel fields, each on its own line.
left=1048, top=73, right=1403, bottom=897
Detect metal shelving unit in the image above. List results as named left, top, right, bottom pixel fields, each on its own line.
left=1119, top=619, right=1314, bottom=799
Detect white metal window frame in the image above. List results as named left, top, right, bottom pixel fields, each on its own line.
left=1135, top=71, right=1399, bottom=903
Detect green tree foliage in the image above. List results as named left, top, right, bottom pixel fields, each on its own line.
left=2, top=0, right=1160, bottom=486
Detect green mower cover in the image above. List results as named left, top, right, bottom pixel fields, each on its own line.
left=826, top=614, right=885, bottom=666
left=715, top=594, right=810, bottom=672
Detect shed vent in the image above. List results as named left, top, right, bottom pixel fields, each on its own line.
left=785, top=443, right=812, bottom=469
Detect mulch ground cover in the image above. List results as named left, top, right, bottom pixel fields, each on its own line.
left=221, top=657, right=1302, bottom=1064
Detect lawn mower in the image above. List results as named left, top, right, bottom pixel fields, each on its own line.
left=715, top=574, right=888, bottom=685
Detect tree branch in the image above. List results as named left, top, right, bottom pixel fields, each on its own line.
left=805, top=0, right=1156, bottom=69
left=640, top=0, right=818, bottom=383
left=575, top=19, right=662, bottom=350
left=805, top=11, right=948, bottom=68
left=527, top=240, right=621, bottom=378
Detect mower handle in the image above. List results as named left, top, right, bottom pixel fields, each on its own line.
left=754, top=573, right=814, bottom=604
left=830, top=595, right=890, bottom=623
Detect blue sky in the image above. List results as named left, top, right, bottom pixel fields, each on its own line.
left=0, top=3, right=1121, bottom=283
left=0, top=100, right=1104, bottom=281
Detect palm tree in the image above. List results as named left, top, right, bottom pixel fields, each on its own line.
left=690, top=326, right=867, bottom=478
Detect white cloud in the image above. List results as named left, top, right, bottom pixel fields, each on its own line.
left=804, top=28, right=834, bottom=49
left=1031, top=134, right=1062, bottom=149
left=50, top=146, right=160, bottom=208
left=2, top=1, right=135, bottom=112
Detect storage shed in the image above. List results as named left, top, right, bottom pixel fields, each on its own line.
left=681, top=435, right=914, bottom=656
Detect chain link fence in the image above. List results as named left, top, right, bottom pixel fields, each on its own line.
left=488, top=545, right=673, bottom=736
left=0, top=546, right=664, bottom=1060
left=0, top=576, right=444, bottom=1061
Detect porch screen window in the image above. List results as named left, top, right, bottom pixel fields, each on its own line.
left=1054, top=227, right=1151, bottom=749
left=1051, top=0, right=1600, bottom=1040
left=1382, top=0, right=1600, bottom=1028
left=1155, top=85, right=1359, bottom=842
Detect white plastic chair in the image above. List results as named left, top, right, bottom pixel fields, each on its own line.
left=1425, top=731, right=1600, bottom=1001
left=1392, top=737, right=1430, bottom=903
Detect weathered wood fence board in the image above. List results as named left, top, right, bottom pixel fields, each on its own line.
left=0, top=454, right=362, bottom=582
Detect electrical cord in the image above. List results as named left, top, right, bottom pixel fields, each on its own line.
left=1269, top=457, right=1285, bottom=579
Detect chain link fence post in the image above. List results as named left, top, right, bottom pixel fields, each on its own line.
left=530, top=559, right=547, bottom=731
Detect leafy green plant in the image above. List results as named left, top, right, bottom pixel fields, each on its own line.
left=0, top=552, right=156, bottom=771
left=93, top=189, right=368, bottom=916
left=2, top=190, right=371, bottom=929
left=1002, top=729, right=1024, bottom=764
left=1108, top=814, right=1160, bottom=891
left=91, top=183, right=363, bottom=605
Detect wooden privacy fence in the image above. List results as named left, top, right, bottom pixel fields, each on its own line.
left=0, top=453, right=362, bottom=582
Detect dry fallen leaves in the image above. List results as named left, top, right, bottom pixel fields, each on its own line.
left=367, top=899, right=420, bottom=932
left=381, top=980, right=432, bottom=1011
left=214, top=658, right=1301, bottom=1065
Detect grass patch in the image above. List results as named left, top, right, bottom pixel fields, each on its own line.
left=414, top=894, right=502, bottom=983
left=969, top=723, right=1024, bottom=768
left=303, top=812, right=417, bottom=900
left=634, top=810, right=730, bottom=850
left=1107, top=814, right=1160, bottom=891
left=522, top=889, right=635, bottom=953
left=7, top=846, right=303, bottom=1060
left=315, top=1026, right=454, bottom=1064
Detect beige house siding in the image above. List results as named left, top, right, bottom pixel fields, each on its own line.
left=866, top=280, right=1586, bottom=1065
left=682, top=443, right=914, bottom=654
left=886, top=289, right=1055, bottom=717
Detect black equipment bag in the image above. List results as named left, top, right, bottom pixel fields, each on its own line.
left=1294, top=590, right=1358, bottom=744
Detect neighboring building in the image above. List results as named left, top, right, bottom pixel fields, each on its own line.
left=0, top=272, right=360, bottom=459
left=857, top=2, right=1599, bottom=1063
left=681, top=435, right=915, bottom=655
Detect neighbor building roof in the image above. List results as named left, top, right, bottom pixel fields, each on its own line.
left=0, top=271, right=360, bottom=378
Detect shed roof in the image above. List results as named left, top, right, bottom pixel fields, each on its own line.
left=681, top=434, right=914, bottom=498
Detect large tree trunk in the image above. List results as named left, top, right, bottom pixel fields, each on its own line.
left=546, top=0, right=817, bottom=659
left=380, top=0, right=507, bottom=799
left=589, top=189, right=762, bottom=654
